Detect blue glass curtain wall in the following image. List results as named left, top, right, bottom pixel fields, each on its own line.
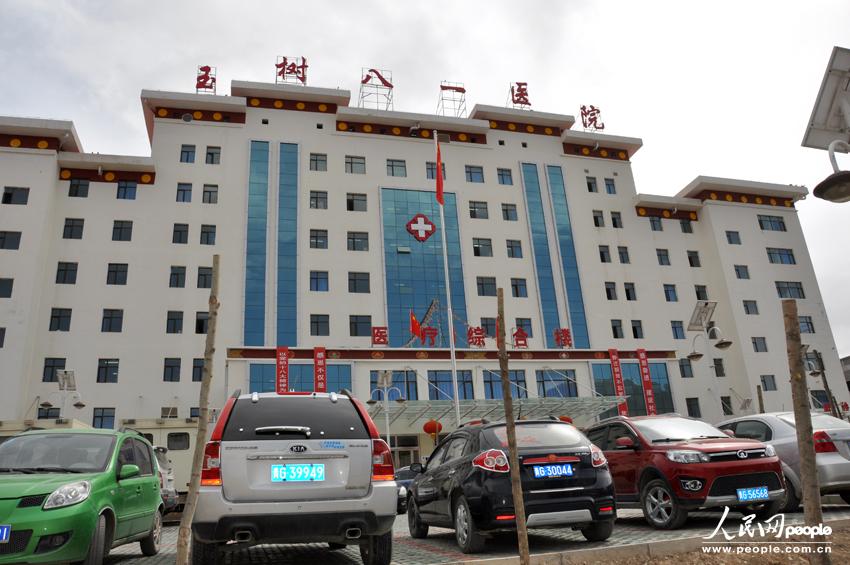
left=249, top=364, right=351, bottom=393
left=244, top=141, right=269, bottom=346
left=592, top=363, right=674, bottom=418
left=277, top=143, right=299, bottom=346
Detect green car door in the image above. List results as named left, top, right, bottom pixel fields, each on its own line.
left=114, top=438, right=142, bottom=539
left=130, top=438, right=161, bottom=535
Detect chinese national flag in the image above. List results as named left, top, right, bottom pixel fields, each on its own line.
left=435, top=138, right=444, bottom=206
left=409, top=310, right=422, bottom=339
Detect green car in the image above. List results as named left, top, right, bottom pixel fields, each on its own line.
left=0, top=428, right=163, bottom=564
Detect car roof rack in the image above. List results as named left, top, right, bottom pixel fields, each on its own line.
left=118, top=426, right=146, bottom=437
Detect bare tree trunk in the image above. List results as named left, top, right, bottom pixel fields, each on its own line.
left=497, top=288, right=530, bottom=565
left=783, top=300, right=829, bottom=565
left=815, top=350, right=841, bottom=419
left=176, top=254, right=220, bottom=565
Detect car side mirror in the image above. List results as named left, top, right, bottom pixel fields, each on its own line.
left=615, top=436, right=636, bottom=450
left=722, top=429, right=736, bottom=438
left=409, top=463, right=423, bottom=473
left=119, top=464, right=140, bottom=480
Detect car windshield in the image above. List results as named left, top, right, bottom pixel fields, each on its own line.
left=0, top=433, right=115, bottom=473
left=631, top=418, right=728, bottom=442
left=483, top=422, right=585, bottom=449
left=778, top=413, right=850, bottom=430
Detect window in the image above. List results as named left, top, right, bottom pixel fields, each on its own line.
left=679, top=358, right=694, bottom=378
left=96, top=359, right=119, bottom=383
left=192, top=359, right=204, bottom=382
left=799, top=315, right=815, bottom=334
left=0, top=279, right=11, bottom=298
left=205, top=146, right=221, bottom=164
left=347, top=232, right=369, bottom=251
left=202, top=184, right=218, bottom=204
left=348, top=272, right=370, bottom=293
left=101, top=309, right=123, bottom=332
left=56, top=262, right=78, bottom=284
left=49, top=308, right=71, bottom=331
left=172, top=223, right=188, bottom=244
left=191, top=267, right=210, bottom=290
left=345, top=155, right=366, bottom=174
left=497, top=168, right=513, bottom=185
left=2, top=187, right=29, bottom=205
left=687, top=250, right=701, bottom=267
left=426, top=161, right=446, bottom=180
left=476, top=277, right=497, bottom=296
left=43, top=358, right=66, bottom=382
left=720, top=396, right=734, bottom=416
left=515, top=318, right=533, bottom=337
left=309, top=153, right=327, bottom=171
left=195, top=312, right=209, bottom=334
left=163, top=358, right=181, bottom=382
left=511, top=278, right=528, bottom=298
left=611, top=211, right=623, bottom=228
left=190, top=407, right=200, bottom=418
left=726, top=230, right=741, bottom=244
left=760, top=374, right=777, bottom=391
left=631, top=320, right=644, bottom=339
left=735, top=265, right=750, bottom=279
left=347, top=193, right=367, bottom=211
left=484, top=370, right=527, bottom=399
left=663, top=284, right=678, bottom=302
left=758, top=214, right=786, bottom=232
left=501, top=203, right=518, bottom=221
left=465, top=165, right=484, bottom=183
left=599, top=245, right=611, bottom=263
left=686, top=398, right=701, bottom=418
left=695, top=285, right=709, bottom=301
left=310, top=271, right=329, bottom=292
left=481, top=317, right=496, bottom=337
left=428, top=370, right=474, bottom=400
left=38, top=407, right=60, bottom=419
left=656, top=249, right=670, bottom=265
left=680, top=219, right=693, bottom=234
left=310, top=229, right=328, bottom=249
left=592, top=210, right=605, bottom=227
left=767, top=247, right=796, bottom=265
left=386, top=159, right=407, bottom=177
left=506, top=239, right=523, bottom=258
left=116, top=181, right=136, bottom=200
left=69, top=179, right=89, bottom=197
left=472, top=238, right=493, bottom=257
left=180, top=144, right=195, bottom=163
left=776, top=281, right=805, bottom=299
left=92, top=408, right=115, bottom=429
left=605, top=281, right=617, bottom=300
left=469, top=201, right=489, bottom=219
left=611, top=319, right=624, bottom=339
left=743, top=300, right=759, bottom=315
left=536, top=370, right=578, bottom=398
left=713, top=358, right=726, bottom=377
left=63, top=218, right=84, bottom=239
left=618, top=246, right=630, bottom=264
left=671, top=321, right=685, bottom=339
left=106, top=263, right=128, bottom=285
left=349, top=315, right=371, bottom=337
left=309, top=191, right=327, bottom=209
left=586, top=177, right=598, bottom=193
left=649, top=216, right=663, bottom=231
left=811, top=390, right=829, bottom=409
left=310, top=314, right=329, bottom=336
left=752, top=337, right=768, bottom=352
left=624, top=282, right=637, bottom=301
left=167, top=433, right=189, bottom=450
left=604, top=178, right=616, bottom=194
left=170, top=266, right=186, bottom=288
left=370, top=370, right=418, bottom=401
left=112, top=220, right=133, bottom=241
left=0, top=231, right=21, bottom=250
left=200, top=224, right=216, bottom=245
left=176, top=183, right=192, bottom=202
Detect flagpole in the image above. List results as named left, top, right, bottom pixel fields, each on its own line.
left=435, top=130, right=462, bottom=427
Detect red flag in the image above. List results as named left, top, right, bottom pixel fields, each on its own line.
left=409, top=310, right=422, bottom=339
left=435, top=137, right=444, bottom=205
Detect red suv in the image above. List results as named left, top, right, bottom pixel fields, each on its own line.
left=585, top=415, right=785, bottom=529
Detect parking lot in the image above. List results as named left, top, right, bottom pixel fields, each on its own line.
left=106, top=504, right=850, bottom=565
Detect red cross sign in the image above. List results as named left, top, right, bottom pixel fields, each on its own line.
left=406, top=213, right=436, bottom=242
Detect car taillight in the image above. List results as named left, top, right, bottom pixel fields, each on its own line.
left=591, top=444, right=607, bottom=467
left=200, top=441, right=222, bottom=486
left=813, top=430, right=838, bottom=453
left=372, top=439, right=395, bottom=481
left=472, top=449, right=509, bottom=473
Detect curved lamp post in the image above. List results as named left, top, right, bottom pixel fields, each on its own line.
left=686, top=326, right=733, bottom=361
left=814, top=140, right=850, bottom=203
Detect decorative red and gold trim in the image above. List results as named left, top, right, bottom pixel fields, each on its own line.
left=636, top=207, right=699, bottom=221
left=563, top=143, right=630, bottom=161
left=696, top=190, right=795, bottom=208
left=488, top=120, right=561, bottom=137
left=1, top=134, right=60, bottom=151
left=335, top=121, right=487, bottom=144
left=154, top=107, right=246, bottom=124
left=58, top=168, right=155, bottom=184
left=246, top=97, right=337, bottom=114
left=227, top=347, right=675, bottom=361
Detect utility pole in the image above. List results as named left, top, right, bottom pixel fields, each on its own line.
left=497, top=288, right=530, bottom=565
left=783, top=300, right=829, bottom=565
left=176, top=254, right=221, bottom=565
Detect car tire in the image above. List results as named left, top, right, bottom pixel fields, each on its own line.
left=840, top=491, right=850, bottom=506
left=328, top=542, right=347, bottom=550
left=191, top=536, right=222, bottom=565
left=407, top=499, right=429, bottom=539
left=453, top=495, right=485, bottom=553
left=641, top=479, right=688, bottom=529
left=781, top=480, right=801, bottom=513
left=139, top=510, right=162, bottom=556
left=580, top=519, right=614, bottom=542
left=359, top=531, right=392, bottom=565
left=80, top=514, right=107, bottom=565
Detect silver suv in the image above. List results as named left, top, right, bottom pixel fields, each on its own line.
left=192, top=391, right=397, bottom=565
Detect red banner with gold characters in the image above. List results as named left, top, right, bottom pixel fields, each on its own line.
left=314, top=347, right=327, bottom=393
left=636, top=349, right=657, bottom=415
left=275, top=346, right=290, bottom=395
left=608, top=349, right=628, bottom=416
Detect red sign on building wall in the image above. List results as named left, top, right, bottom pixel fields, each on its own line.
left=314, top=347, right=327, bottom=393
left=275, top=346, right=290, bottom=395
left=608, top=349, right=628, bottom=416
left=636, top=349, right=657, bottom=415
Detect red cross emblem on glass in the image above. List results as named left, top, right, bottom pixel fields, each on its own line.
left=406, top=213, right=436, bottom=242
left=553, top=328, right=573, bottom=348
left=467, top=326, right=486, bottom=348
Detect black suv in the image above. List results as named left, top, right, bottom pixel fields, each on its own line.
left=406, top=419, right=616, bottom=553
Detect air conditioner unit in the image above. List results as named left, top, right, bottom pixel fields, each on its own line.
left=55, top=418, right=69, bottom=425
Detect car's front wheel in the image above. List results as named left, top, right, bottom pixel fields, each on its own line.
left=139, top=510, right=162, bottom=556
left=781, top=480, right=801, bottom=513
left=641, top=479, right=688, bottom=529
left=453, top=495, right=485, bottom=553
left=191, top=537, right=222, bottom=565
left=359, top=531, right=392, bottom=565
left=80, top=514, right=107, bottom=565
left=407, top=498, right=429, bottom=538
left=581, top=519, right=614, bottom=542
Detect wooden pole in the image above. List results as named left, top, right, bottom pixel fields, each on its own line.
left=783, top=299, right=829, bottom=565
left=176, top=254, right=221, bottom=565
left=497, top=288, right=530, bottom=565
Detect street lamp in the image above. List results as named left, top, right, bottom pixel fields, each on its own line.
left=367, top=380, right=406, bottom=447
left=686, top=326, right=733, bottom=361
left=813, top=140, right=850, bottom=203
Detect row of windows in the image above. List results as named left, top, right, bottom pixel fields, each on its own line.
left=309, top=271, right=370, bottom=293
left=309, top=230, right=368, bottom=250
left=660, top=283, right=709, bottom=302
left=48, top=308, right=209, bottom=334
left=309, top=154, right=514, bottom=185
left=43, top=356, right=205, bottom=383
left=586, top=177, right=617, bottom=195
left=648, top=216, right=694, bottom=233
left=176, top=183, right=218, bottom=203
left=471, top=238, right=524, bottom=258
left=592, top=210, right=624, bottom=228
left=647, top=214, right=786, bottom=235
left=58, top=219, right=217, bottom=245
left=179, top=144, right=221, bottom=164
left=468, top=201, right=519, bottom=220
left=53, top=262, right=213, bottom=287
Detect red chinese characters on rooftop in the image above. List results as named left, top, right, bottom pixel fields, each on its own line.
left=580, top=105, right=605, bottom=131
left=196, top=65, right=216, bottom=94
left=276, top=56, right=308, bottom=85
left=510, top=82, right=531, bottom=108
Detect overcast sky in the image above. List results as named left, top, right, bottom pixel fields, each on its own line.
left=3, top=0, right=850, bottom=356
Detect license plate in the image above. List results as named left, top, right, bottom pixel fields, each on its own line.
left=0, top=525, right=10, bottom=544
left=736, top=486, right=769, bottom=502
left=270, top=463, right=325, bottom=482
left=532, top=464, right=574, bottom=478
